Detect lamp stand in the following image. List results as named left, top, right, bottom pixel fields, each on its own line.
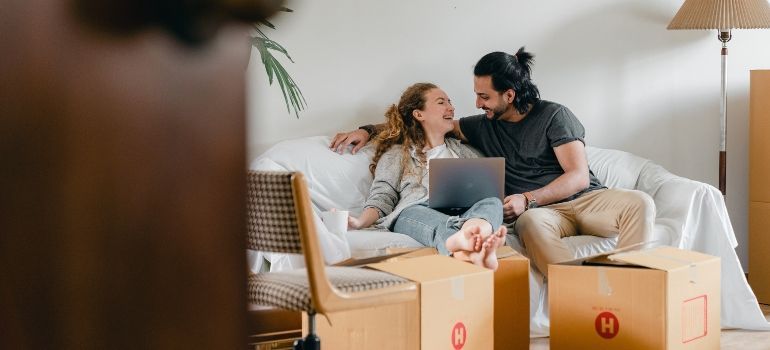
left=718, top=30, right=731, bottom=196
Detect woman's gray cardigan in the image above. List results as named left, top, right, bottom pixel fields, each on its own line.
left=364, top=138, right=479, bottom=230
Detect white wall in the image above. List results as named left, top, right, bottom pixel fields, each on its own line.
left=247, top=0, right=770, bottom=270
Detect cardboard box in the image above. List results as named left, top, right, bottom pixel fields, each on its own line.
left=494, top=246, right=530, bottom=350
left=385, top=245, right=530, bottom=348
left=385, top=246, right=439, bottom=259
left=307, top=246, right=531, bottom=350
left=333, top=247, right=438, bottom=267
left=374, top=255, right=494, bottom=349
left=305, top=299, right=421, bottom=349
left=307, top=254, right=494, bottom=349
left=549, top=246, right=720, bottom=350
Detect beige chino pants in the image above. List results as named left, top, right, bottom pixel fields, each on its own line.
left=514, top=188, right=655, bottom=277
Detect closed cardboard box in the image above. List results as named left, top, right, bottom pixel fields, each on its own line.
left=373, top=255, right=494, bottom=349
left=305, top=299, right=420, bottom=349
left=308, top=247, right=530, bottom=349
left=549, top=246, right=720, bottom=350
left=309, top=254, right=493, bottom=349
left=494, top=246, right=530, bottom=350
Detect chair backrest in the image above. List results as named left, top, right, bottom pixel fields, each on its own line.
left=246, top=170, right=419, bottom=315
left=246, top=171, right=331, bottom=306
left=246, top=171, right=303, bottom=254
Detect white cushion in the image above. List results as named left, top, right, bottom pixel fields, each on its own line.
left=250, top=136, right=359, bottom=265
left=586, top=146, right=650, bottom=190
left=251, top=136, right=373, bottom=216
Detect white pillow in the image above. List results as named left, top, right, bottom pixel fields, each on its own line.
left=249, top=136, right=366, bottom=265
left=251, top=136, right=373, bottom=215
left=586, top=146, right=650, bottom=190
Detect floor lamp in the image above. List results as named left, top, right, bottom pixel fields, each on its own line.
left=667, top=0, right=770, bottom=196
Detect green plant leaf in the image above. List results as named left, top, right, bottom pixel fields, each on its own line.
left=258, top=19, right=276, bottom=29
left=251, top=9, right=305, bottom=118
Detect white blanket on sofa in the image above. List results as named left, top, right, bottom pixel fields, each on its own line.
left=250, top=135, right=770, bottom=334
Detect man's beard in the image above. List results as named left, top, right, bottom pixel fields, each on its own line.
left=487, top=105, right=508, bottom=120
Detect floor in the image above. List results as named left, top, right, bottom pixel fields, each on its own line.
left=530, top=304, right=770, bottom=349
left=252, top=304, right=770, bottom=349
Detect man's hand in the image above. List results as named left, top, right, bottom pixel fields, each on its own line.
left=503, top=193, right=527, bottom=222
left=329, top=129, right=371, bottom=154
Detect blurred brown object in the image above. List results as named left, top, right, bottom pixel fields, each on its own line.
left=74, top=0, right=284, bottom=44
left=247, top=305, right=301, bottom=347
left=0, top=0, right=280, bottom=348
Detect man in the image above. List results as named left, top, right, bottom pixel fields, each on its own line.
left=330, top=47, right=654, bottom=277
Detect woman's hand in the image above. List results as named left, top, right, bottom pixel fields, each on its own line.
left=348, top=215, right=366, bottom=230
left=347, top=207, right=380, bottom=230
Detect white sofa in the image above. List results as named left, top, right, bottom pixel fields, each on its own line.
left=250, top=135, right=770, bottom=335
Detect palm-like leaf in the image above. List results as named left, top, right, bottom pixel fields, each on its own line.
left=252, top=8, right=306, bottom=118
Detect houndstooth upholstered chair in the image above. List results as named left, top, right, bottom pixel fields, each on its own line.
left=246, top=171, right=418, bottom=350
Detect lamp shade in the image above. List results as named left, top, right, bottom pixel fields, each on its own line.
left=668, top=0, right=770, bottom=29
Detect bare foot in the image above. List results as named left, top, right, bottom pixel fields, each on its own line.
left=451, top=250, right=471, bottom=263
left=445, top=225, right=482, bottom=253
left=489, top=225, right=507, bottom=247
left=468, top=225, right=507, bottom=270
left=467, top=247, right=486, bottom=268
left=482, top=226, right=507, bottom=269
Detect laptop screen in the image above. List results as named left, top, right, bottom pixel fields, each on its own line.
left=428, top=157, right=505, bottom=211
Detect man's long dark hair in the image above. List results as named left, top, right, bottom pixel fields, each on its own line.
left=473, top=47, right=540, bottom=115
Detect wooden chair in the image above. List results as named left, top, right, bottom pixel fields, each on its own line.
left=246, top=171, right=418, bottom=350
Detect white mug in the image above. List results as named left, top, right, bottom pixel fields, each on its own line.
left=320, top=210, right=349, bottom=235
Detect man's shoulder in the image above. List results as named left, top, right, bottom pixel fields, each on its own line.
left=458, top=114, right=490, bottom=136
left=534, top=99, right=568, bottom=115
left=459, top=114, right=487, bottom=124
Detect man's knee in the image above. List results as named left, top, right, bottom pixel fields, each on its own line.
left=627, top=190, right=656, bottom=218
left=515, top=208, right=553, bottom=240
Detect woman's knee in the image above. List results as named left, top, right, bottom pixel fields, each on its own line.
left=465, top=197, right=504, bottom=225
left=475, top=196, right=503, bottom=210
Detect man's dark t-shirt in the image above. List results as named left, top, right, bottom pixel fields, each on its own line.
left=458, top=100, right=604, bottom=202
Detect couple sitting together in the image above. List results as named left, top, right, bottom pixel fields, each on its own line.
left=330, top=47, right=655, bottom=274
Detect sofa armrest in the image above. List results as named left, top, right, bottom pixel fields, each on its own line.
left=636, top=162, right=770, bottom=330
left=636, top=162, right=738, bottom=250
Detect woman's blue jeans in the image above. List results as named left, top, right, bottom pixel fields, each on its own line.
left=392, top=197, right=503, bottom=255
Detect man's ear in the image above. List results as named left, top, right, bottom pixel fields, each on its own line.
left=505, top=89, right=516, bottom=104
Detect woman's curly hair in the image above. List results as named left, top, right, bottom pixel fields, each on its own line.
left=369, top=82, right=437, bottom=176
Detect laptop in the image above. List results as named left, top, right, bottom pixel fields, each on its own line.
left=428, top=157, right=505, bottom=213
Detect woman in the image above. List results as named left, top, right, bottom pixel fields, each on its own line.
left=348, top=82, right=506, bottom=270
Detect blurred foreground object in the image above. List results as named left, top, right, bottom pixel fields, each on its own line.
left=76, top=0, right=284, bottom=45
left=0, top=0, right=280, bottom=348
